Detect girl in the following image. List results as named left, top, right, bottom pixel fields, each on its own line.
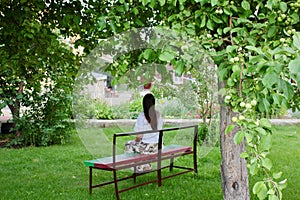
left=125, top=93, right=163, bottom=172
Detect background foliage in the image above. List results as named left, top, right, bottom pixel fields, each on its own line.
left=0, top=0, right=83, bottom=146
left=1, top=0, right=300, bottom=199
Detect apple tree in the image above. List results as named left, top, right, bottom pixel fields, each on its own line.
left=75, top=0, right=300, bottom=199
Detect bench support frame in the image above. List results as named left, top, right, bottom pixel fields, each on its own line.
left=86, top=125, right=198, bottom=200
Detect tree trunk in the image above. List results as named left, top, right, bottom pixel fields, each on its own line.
left=219, top=81, right=250, bottom=200
left=8, top=103, right=22, bottom=137
left=7, top=82, right=24, bottom=137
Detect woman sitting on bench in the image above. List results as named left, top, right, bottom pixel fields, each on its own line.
left=125, top=93, right=163, bottom=172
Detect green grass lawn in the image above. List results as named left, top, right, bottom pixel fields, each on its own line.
left=0, top=125, right=299, bottom=200
left=249, top=125, right=300, bottom=199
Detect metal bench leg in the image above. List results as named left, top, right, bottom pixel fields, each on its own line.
left=194, top=150, right=198, bottom=173
left=157, top=168, right=162, bottom=187
left=158, top=154, right=162, bottom=187
left=113, top=169, right=120, bottom=200
left=89, top=167, right=93, bottom=194
left=194, top=125, right=198, bottom=174
left=169, top=157, right=174, bottom=171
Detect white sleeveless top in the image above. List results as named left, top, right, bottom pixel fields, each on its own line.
left=133, top=111, right=163, bottom=144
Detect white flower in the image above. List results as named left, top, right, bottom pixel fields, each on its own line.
left=240, top=102, right=246, bottom=107
left=232, top=117, right=238, bottom=122
left=251, top=99, right=257, bottom=106
left=225, top=95, right=231, bottom=100
left=239, top=115, right=245, bottom=120
left=245, top=103, right=252, bottom=109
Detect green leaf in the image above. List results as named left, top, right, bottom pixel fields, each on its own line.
left=250, top=162, right=258, bottom=175
left=226, top=45, right=238, bottom=53
left=269, top=195, right=279, bottom=200
left=278, top=179, right=287, bottom=189
left=245, top=132, right=253, bottom=143
left=288, top=57, right=300, bottom=89
left=109, top=21, right=116, bottom=33
left=288, top=57, right=300, bottom=74
left=265, top=0, right=275, bottom=10
left=124, top=2, right=129, bottom=11
left=253, top=181, right=265, bottom=194
left=293, top=32, right=300, bottom=50
left=240, top=151, right=248, bottom=158
left=245, top=46, right=263, bottom=55
left=116, top=5, right=125, bottom=12
left=195, top=0, right=208, bottom=6
left=257, top=13, right=265, bottom=20
left=237, top=18, right=251, bottom=24
left=159, top=51, right=176, bottom=61
left=279, top=2, right=287, bottom=13
left=291, top=12, right=300, bottom=25
left=195, top=10, right=201, bottom=18
left=255, top=127, right=267, bottom=135
left=73, top=16, right=80, bottom=24
left=267, top=26, right=277, bottom=38
left=261, top=134, right=272, bottom=151
left=262, top=72, right=277, bottom=88
left=200, top=15, right=206, bottom=28
left=262, top=157, right=272, bottom=170
left=227, top=77, right=235, bottom=87
left=218, top=68, right=229, bottom=80
left=223, top=7, right=232, bottom=16
left=211, top=0, right=218, bottom=7
left=98, top=17, right=107, bottom=30
left=259, top=118, right=272, bottom=129
left=141, top=0, right=150, bottom=6
left=234, top=131, right=245, bottom=145
left=225, top=124, right=235, bottom=134
left=206, top=19, right=214, bottom=30
left=278, top=79, right=294, bottom=99
left=273, top=172, right=282, bottom=179
left=183, top=10, right=191, bottom=17
left=175, top=60, right=185, bottom=75
left=223, top=27, right=231, bottom=34
left=272, top=93, right=281, bottom=105
left=241, top=1, right=250, bottom=10
left=253, top=181, right=268, bottom=200
left=135, top=19, right=144, bottom=26
left=232, top=64, right=240, bottom=72
left=263, top=99, right=271, bottom=114
left=212, top=15, right=223, bottom=24
left=230, top=4, right=238, bottom=12
left=268, top=189, right=275, bottom=195
left=159, top=0, right=166, bottom=6
left=143, top=49, right=154, bottom=60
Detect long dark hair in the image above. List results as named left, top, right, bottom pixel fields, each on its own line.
left=143, top=93, right=158, bottom=130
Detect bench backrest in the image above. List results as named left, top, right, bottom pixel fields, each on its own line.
left=112, top=125, right=198, bottom=167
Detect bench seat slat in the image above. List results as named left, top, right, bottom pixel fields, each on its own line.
left=84, top=144, right=192, bottom=169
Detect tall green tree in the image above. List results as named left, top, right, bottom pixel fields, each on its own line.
left=77, top=0, right=299, bottom=199
left=1, top=0, right=299, bottom=198
left=0, top=0, right=84, bottom=145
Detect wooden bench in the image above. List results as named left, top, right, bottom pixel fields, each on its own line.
left=84, top=125, right=198, bottom=200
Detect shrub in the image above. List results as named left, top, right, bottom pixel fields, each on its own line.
left=11, top=91, right=74, bottom=147
left=157, top=98, right=189, bottom=118
left=128, top=98, right=143, bottom=119
left=198, top=123, right=209, bottom=144
left=95, top=100, right=115, bottom=120
left=72, top=96, right=97, bottom=119
left=150, top=83, right=177, bottom=99
left=112, top=103, right=130, bottom=119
